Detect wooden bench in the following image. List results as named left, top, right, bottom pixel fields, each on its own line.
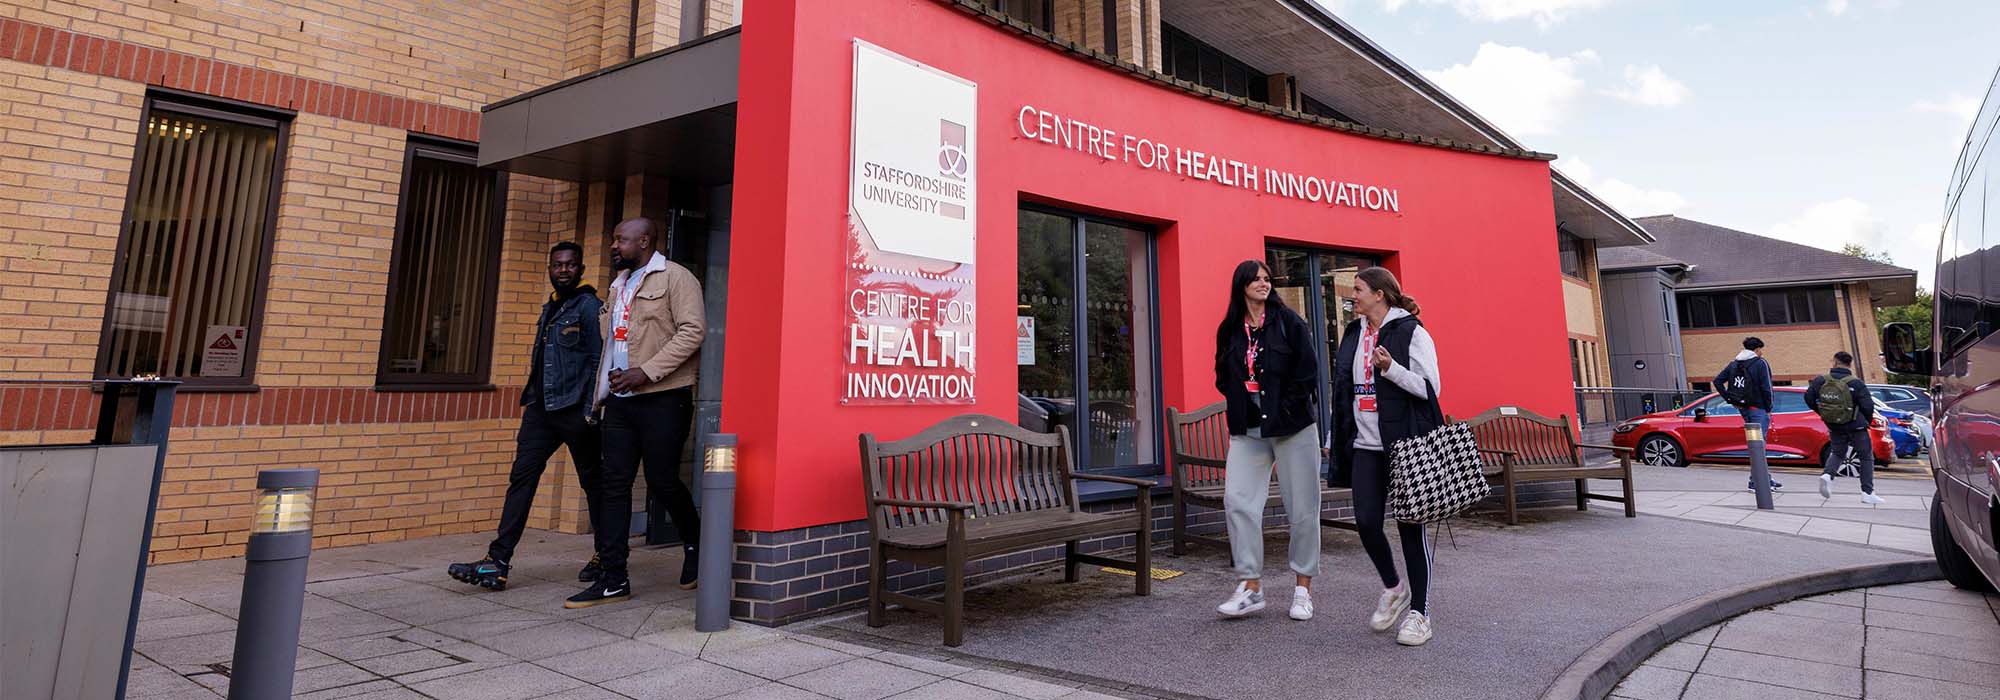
left=1452, top=406, right=1636, bottom=525
left=859, top=414, right=1152, bottom=647
left=1166, top=402, right=1356, bottom=556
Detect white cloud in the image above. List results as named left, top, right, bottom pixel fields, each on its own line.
left=1422, top=43, right=1594, bottom=136
left=1687, top=23, right=1715, bottom=36
left=1383, top=0, right=1611, bottom=28
left=1764, top=199, right=1937, bottom=288
left=1824, top=0, right=1850, bottom=16
left=1912, top=93, right=1980, bottom=126
left=1560, top=157, right=1689, bottom=216
left=1604, top=65, right=1691, bottom=107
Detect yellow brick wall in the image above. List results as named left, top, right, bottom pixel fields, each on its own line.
left=1682, top=326, right=1850, bottom=385
left=0, top=60, right=145, bottom=378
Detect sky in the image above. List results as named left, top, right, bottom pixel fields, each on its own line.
left=1309, top=0, right=2000, bottom=290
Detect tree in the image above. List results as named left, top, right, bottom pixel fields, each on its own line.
left=1839, top=245, right=1931, bottom=387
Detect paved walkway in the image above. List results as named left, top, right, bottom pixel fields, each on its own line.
left=1614, top=581, right=2000, bottom=699
left=1591, top=464, right=1936, bottom=554
left=127, top=532, right=1135, bottom=700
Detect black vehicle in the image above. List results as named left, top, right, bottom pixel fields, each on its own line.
left=1882, top=67, right=2000, bottom=593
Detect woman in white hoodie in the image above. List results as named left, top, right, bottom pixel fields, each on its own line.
left=1327, top=267, right=1443, bottom=646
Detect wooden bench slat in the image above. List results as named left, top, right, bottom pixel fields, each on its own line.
left=1456, top=406, right=1636, bottom=525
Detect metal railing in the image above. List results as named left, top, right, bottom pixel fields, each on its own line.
left=1574, top=386, right=1702, bottom=427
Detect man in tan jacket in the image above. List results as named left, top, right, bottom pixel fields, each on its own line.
left=567, top=217, right=707, bottom=609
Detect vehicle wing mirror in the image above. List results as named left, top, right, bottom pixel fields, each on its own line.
left=1880, top=322, right=1934, bottom=376
left=1693, top=408, right=1708, bottom=423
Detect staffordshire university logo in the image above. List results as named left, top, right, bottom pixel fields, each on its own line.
left=937, top=119, right=969, bottom=219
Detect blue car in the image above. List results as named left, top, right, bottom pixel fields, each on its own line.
left=1879, top=407, right=1924, bottom=458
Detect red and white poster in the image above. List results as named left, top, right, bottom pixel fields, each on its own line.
left=842, top=41, right=977, bottom=405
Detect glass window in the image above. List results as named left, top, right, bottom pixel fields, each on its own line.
left=1736, top=293, right=1762, bottom=326
left=1810, top=289, right=1838, bottom=323
left=1690, top=395, right=1739, bottom=416
left=1688, top=297, right=1714, bottom=328
left=985, top=0, right=1052, bottom=31
left=98, top=103, right=283, bottom=385
left=1759, top=292, right=1789, bottom=325
left=1569, top=339, right=1582, bottom=385
left=1712, top=294, right=1738, bottom=327
left=377, top=143, right=504, bottom=385
left=1787, top=291, right=1812, bottom=323
left=1017, top=208, right=1159, bottom=471
left=1774, top=391, right=1810, bottom=414
left=1557, top=232, right=1583, bottom=277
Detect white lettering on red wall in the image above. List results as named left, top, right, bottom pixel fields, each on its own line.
left=1015, top=105, right=1402, bottom=213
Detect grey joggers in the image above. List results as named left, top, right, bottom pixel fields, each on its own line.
left=1223, top=424, right=1323, bottom=581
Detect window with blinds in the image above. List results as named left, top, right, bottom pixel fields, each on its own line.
left=376, top=143, right=504, bottom=386
left=98, top=103, right=284, bottom=384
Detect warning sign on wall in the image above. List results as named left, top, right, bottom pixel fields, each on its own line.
left=1017, top=316, right=1035, bottom=366
left=201, top=325, right=245, bottom=377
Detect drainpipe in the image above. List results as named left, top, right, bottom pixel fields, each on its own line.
left=627, top=0, right=639, bottom=59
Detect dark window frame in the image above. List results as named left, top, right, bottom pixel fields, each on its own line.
left=374, top=137, right=508, bottom=390
left=1558, top=231, right=1585, bottom=279
left=1161, top=23, right=1269, bottom=103
left=1018, top=202, right=1164, bottom=477
left=93, top=92, right=291, bottom=392
left=1676, top=287, right=1846, bottom=329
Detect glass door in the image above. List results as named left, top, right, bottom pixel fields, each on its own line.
left=1265, top=246, right=1379, bottom=434
left=1018, top=207, right=1161, bottom=473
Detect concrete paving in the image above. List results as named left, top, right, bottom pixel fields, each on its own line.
left=817, top=505, right=1921, bottom=700
left=126, top=532, right=1133, bottom=700
left=1590, top=465, right=1935, bottom=554
left=1614, top=581, right=2000, bottom=700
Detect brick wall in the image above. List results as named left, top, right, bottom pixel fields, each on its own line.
left=0, top=1, right=628, bottom=562
left=1682, top=323, right=1850, bottom=384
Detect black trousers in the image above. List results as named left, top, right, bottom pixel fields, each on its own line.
left=1351, top=449, right=1433, bottom=615
left=1823, top=426, right=1878, bottom=494
left=488, top=403, right=607, bottom=563
left=599, top=387, right=702, bottom=576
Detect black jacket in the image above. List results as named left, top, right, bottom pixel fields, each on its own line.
left=1715, top=355, right=1774, bottom=412
left=1805, top=367, right=1874, bottom=432
left=1214, top=305, right=1319, bottom=438
left=1331, top=314, right=1443, bottom=480
left=525, top=286, right=603, bottom=412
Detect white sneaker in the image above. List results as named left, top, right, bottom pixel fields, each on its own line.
left=1370, top=584, right=1411, bottom=632
left=1861, top=492, right=1886, bottom=505
left=1397, top=611, right=1434, bottom=646
left=1216, top=582, right=1265, bottom=617
left=1819, top=473, right=1834, bottom=499
left=1289, top=586, right=1314, bottom=621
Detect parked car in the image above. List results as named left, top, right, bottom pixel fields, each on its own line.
left=1878, top=407, right=1924, bottom=458
left=1867, top=384, right=1933, bottom=416
left=1610, top=388, right=1894, bottom=476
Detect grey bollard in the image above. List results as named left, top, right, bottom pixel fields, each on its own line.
left=696, top=434, right=737, bottom=632
left=1746, top=424, right=1774, bottom=510
left=228, top=468, right=318, bottom=700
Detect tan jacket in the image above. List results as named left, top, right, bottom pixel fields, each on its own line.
left=599, top=258, right=706, bottom=396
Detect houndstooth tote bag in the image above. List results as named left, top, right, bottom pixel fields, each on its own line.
left=1389, top=421, right=1491, bottom=524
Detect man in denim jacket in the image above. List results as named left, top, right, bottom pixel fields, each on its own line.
left=448, top=241, right=608, bottom=590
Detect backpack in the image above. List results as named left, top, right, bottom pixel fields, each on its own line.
left=1813, top=374, right=1859, bottom=425
left=1717, top=360, right=1752, bottom=406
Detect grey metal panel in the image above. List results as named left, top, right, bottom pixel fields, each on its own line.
left=3, top=448, right=94, bottom=700
left=56, top=445, right=159, bottom=700
left=1604, top=269, right=1686, bottom=390
left=480, top=31, right=740, bottom=182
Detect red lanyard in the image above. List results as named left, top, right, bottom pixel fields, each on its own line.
left=1243, top=313, right=1264, bottom=391
left=1359, top=322, right=1381, bottom=389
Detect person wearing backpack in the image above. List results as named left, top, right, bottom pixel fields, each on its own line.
left=1713, top=337, right=1781, bottom=491
left=1806, top=352, right=1883, bottom=504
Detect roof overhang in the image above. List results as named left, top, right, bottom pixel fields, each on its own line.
left=1678, top=275, right=1919, bottom=307
left=478, top=28, right=741, bottom=184
left=1160, top=0, right=1652, bottom=246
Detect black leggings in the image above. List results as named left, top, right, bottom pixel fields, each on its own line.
left=1352, top=449, right=1432, bottom=614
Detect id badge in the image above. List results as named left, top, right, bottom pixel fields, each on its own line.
left=1244, top=380, right=1260, bottom=393
left=1357, top=394, right=1378, bottom=412
left=613, top=325, right=629, bottom=341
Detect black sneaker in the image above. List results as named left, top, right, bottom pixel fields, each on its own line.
left=678, top=546, right=699, bottom=590
left=578, top=554, right=603, bottom=583
left=1746, top=480, right=1784, bottom=491
left=447, top=557, right=509, bottom=591
left=564, top=576, right=631, bottom=609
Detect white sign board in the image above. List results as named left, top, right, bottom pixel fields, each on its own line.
left=1017, top=316, right=1035, bottom=365
left=201, top=325, right=246, bottom=377
left=849, top=41, right=977, bottom=264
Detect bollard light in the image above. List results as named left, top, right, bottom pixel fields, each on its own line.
left=251, top=485, right=315, bottom=534
left=696, top=434, right=738, bottom=632
left=1744, top=423, right=1774, bottom=510
left=705, top=434, right=737, bottom=472
left=228, top=468, right=318, bottom=700
left=1743, top=425, right=1763, bottom=443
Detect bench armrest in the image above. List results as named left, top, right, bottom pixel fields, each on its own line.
left=1477, top=448, right=1517, bottom=458
left=872, top=497, right=976, bottom=511
left=1068, top=473, right=1155, bottom=488
left=1576, top=443, right=1634, bottom=455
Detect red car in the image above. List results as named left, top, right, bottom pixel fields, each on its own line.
left=1611, top=388, right=1895, bottom=473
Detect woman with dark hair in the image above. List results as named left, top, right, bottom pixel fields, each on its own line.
left=1212, top=260, right=1324, bottom=622
left=1329, top=266, right=1444, bottom=646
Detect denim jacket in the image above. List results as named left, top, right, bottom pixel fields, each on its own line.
left=525, top=286, right=603, bottom=411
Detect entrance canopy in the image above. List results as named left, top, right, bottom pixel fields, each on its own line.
left=478, top=28, right=740, bottom=184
